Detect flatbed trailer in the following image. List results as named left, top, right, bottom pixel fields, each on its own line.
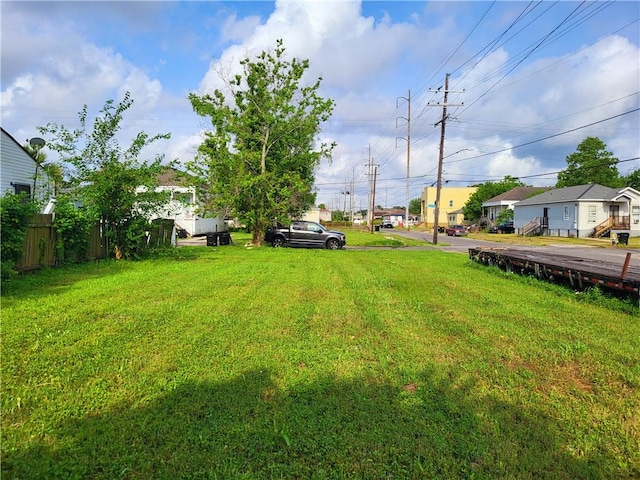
left=468, top=247, right=639, bottom=300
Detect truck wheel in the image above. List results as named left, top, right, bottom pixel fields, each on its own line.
left=272, top=237, right=285, bottom=248
left=326, top=239, right=340, bottom=250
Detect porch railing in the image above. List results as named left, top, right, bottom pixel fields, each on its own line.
left=520, top=217, right=542, bottom=236
left=593, top=215, right=630, bottom=238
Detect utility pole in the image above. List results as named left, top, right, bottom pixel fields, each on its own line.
left=371, top=165, right=378, bottom=233
left=428, top=74, right=463, bottom=245
left=365, top=146, right=377, bottom=231
left=342, top=180, right=349, bottom=222
left=351, top=166, right=355, bottom=225
left=396, top=90, right=411, bottom=230
left=364, top=144, right=373, bottom=227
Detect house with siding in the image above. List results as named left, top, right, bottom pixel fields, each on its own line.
left=146, top=168, right=226, bottom=237
left=420, top=186, right=477, bottom=226
left=482, top=186, right=549, bottom=223
left=513, top=184, right=640, bottom=238
left=1, top=127, right=51, bottom=203
left=447, top=208, right=465, bottom=226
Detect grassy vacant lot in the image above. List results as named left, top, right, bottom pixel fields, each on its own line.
left=2, top=237, right=638, bottom=479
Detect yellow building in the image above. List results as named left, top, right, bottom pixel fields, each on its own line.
left=420, top=186, right=477, bottom=226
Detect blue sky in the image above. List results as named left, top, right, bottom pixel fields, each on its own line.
left=2, top=1, right=639, bottom=210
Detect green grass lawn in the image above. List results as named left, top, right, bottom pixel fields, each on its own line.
left=2, top=242, right=638, bottom=479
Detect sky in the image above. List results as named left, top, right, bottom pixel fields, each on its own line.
left=2, top=1, right=639, bottom=211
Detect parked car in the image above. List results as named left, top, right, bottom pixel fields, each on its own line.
left=264, top=221, right=346, bottom=249
left=445, top=225, right=467, bottom=236
left=381, top=222, right=394, bottom=228
left=489, top=221, right=515, bottom=234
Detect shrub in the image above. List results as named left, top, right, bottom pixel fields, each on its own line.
left=53, top=196, right=95, bottom=264
left=0, top=193, right=39, bottom=279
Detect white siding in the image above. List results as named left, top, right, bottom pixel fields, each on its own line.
left=516, top=196, right=640, bottom=237
left=1, top=129, right=51, bottom=202
left=145, top=185, right=226, bottom=236
left=302, top=208, right=321, bottom=223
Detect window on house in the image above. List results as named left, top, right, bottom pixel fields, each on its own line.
left=563, top=205, right=570, bottom=221
left=13, top=183, right=31, bottom=196
left=173, top=193, right=193, bottom=205
left=449, top=200, right=454, bottom=207
left=587, top=205, right=597, bottom=223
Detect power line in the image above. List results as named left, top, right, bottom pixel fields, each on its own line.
left=444, top=108, right=640, bottom=166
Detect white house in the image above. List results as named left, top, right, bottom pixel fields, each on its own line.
left=513, top=184, right=640, bottom=238
left=319, top=208, right=331, bottom=223
left=482, top=186, right=549, bottom=223
left=147, top=169, right=226, bottom=237
left=1, top=127, right=52, bottom=204
left=301, top=207, right=322, bottom=223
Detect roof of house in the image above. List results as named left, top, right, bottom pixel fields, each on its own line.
left=483, top=186, right=549, bottom=205
left=156, top=167, right=196, bottom=186
left=514, top=184, right=623, bottom=206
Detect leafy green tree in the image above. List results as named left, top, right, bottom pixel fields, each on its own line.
left=462, top=176, right=525, bottom=221
left=188, top=39, right=335, bottom=245
left=0, top=193, right=39, bottom=279
left=622, top=169, right=640, bottom=190
left=409, top=198, right=421, bottom=215
left=496, top=208, right=514, bottom=223
left=25, top=144, right=65, bottom=196
left=331, top=210, right=345, bottom=222
left=556, top=137, right=622, bottom=188
left=38, top=92, right=171, bottom=259
left=53, top=196, right=94, bottom=264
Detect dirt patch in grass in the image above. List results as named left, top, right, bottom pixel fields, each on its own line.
left=503, top=355, right=594, bottom=394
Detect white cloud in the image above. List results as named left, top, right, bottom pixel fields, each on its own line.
left=2, top=1, right=638, bottom=209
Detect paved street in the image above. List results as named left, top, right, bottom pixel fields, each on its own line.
left=387, top=228, right=639, bottom=266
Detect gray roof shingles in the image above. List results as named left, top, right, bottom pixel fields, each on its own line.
left=515, top=184, right=621, bottom=206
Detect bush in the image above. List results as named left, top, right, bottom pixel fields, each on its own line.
left=0, top=193, right=39, bottom=279
left=53, top=196, right=95, bottom=264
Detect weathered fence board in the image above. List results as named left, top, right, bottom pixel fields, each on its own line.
left=17, top=215, right=106, bottom=271
left=16, top=214, right=56, bottom=271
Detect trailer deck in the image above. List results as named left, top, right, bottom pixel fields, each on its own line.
left=468, top=247, right=639, bottom=300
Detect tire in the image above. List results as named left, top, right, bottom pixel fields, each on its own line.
left=326, top=238, right=340, bottom=250
left=272, top=237, right=285, bottom=248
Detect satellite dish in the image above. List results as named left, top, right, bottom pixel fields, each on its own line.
left=29, top=137, right=46, bottom=148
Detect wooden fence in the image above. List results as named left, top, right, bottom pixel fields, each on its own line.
left=16, top=215, right=106, bottom=271
left=16, top=214, right=57, bottom=271
left=15, top=217, right=174, bottom=271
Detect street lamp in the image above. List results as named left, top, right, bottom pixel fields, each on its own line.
left=443, top=148, right=472, bottom=159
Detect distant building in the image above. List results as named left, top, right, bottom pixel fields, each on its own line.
left=302, top=207, right=320, bottom=223
left=420, top=186, right=477, bottom=226
left=447, top=208, right=465, bottom=226
left=319, top=208, right=331, bottom=222
left=482, top=186, right=549, bottom=223
left=514, top=184, right=640, bottom=238
left=145, top=168, right=225, bottom=236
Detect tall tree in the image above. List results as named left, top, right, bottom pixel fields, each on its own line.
left=24, top=144, right=64, bottom=195
left=38, top=92, right=171, bottom=259
left=622, top=168, right=640, bottom=190
left=409, top=197, right=421, bottom=215
left=188, top=39, right=335, bottom=245
left=462, top=176, right=525, bottom=221
left=556, top=137, right=622, bottom=188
